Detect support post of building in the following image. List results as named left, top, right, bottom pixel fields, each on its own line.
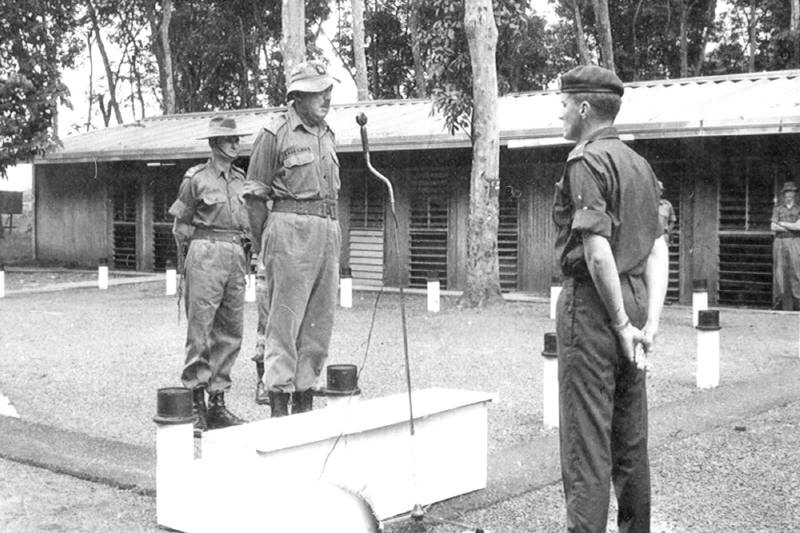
left=0, top=263, right=4, bottom=298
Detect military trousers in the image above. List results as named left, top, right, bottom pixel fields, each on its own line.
left=181, top=239, right=246, bottom=393
left=251, top=261, right=270, bottom=363
left=773, top=237, right=800, bottom=310
left=262, top=212, right=341, bottom=392
left=556, top=276, right=651, bottom=533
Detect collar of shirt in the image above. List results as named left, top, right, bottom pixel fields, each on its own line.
left=584, top=125, right=619, bottom=142
left=209, top=157, right=233, bottom=181
left=287, top=103, right=330, bottom=136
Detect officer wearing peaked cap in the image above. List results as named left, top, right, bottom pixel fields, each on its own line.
left=243, top=60, right=341, bottom=417
left=552, top=65, right=669, bottom=532
left=169, top=115, right=252, bottom=436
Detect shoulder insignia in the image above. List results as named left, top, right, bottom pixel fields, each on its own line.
left=567, top=141, right=587, bottom=162
left=263, top=113, right=288, bottom=135
left=184, top=163, right=206, bottom=178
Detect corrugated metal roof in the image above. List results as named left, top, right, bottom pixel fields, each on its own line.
left=38, top=69, right=800, bottom=164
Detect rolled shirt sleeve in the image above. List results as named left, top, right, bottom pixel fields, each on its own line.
left=168, top=177, right=195, bottom=224
left=569, top=160, right=613, bottom=238
left=245, top=129, right=278, bottom=200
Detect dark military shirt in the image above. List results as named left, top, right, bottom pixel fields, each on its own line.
left=168, top=159, right=249, bottom=232
left=772, top=203, right=800, bottom=238
left=552, top=126, right=661, bottom=279
left=244, top=104, right=339, bottom=202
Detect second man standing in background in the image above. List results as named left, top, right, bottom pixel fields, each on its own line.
left=244, top=60, right=341, bottom=417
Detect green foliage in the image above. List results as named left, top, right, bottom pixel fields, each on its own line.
left=0, top=0, right=80, bottom=177
left=417, top=0, right=555, bottom=135
left=166, top=0, right=330, bottom=111
left=706, top=0, right=797, bottom=73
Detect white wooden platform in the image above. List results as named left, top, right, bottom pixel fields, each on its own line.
left=156, top=387, right=495, bottom=532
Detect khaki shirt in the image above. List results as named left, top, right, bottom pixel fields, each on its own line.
left=244, top=104, right=340, bottom=202
left=552, top=126, right=662, bottom=279
left=168, top=159, right=250, bottom=239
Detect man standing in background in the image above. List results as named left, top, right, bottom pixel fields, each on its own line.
left=771, top=181, right=800, bottom=310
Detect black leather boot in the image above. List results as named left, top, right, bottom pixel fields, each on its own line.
left=255, top=363, right=269, bottom=405
left=192, top=387, right=207, bottom=437
left=206, top=391, right=247, bottom=429
left=268, top=392, right=290, bottom=417
left=291, top=390, right=314, bottom=414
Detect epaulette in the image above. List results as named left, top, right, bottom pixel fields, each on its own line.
left=184, top=163, right=207, bottom=178
left=263, top=113, right=288, bottom=136
left=566, top=141, right=588, bottom=162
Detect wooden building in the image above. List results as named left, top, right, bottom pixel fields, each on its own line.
left=35, top=70, right=800, bottom=307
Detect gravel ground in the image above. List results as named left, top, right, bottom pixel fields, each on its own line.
left=2, top=400, right=797, bottom=532
left=1, top=275, right=799, bottom=532
left=418, top=399, right=800, bottom=533
left=0, top=280, right=798, bottom=452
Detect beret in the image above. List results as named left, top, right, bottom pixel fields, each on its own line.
left=559, top=65, right=624, bottom=97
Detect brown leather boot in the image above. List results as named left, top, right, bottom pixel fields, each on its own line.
left=192, top=387, right=207, bottom=437
left=206, top=391, right=247, bottom=429
left=268, top=392, right=290, bottom=417
left=291, top=390, right=314, bottom=414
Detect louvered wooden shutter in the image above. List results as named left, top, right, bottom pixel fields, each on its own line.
left=498, top=184, right=520, bottom=292
left=349, top=171, right=385, bottom=286
left=153, top=176, right=181, bottom=270
left=112, top=177, right=138, bottom=269
left=409, top=170, right=449, bottom=289
left=718, top=157, right=776, bottom=307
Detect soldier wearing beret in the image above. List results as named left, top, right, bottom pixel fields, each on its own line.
left=552, top=65, right=669, bottom=532
left=771, top=181, right=800, bottom=310
left=169, top=116, right=251, bottom=436
left=244, top=60, right=341, bottom=417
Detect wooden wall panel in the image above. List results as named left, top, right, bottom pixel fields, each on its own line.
left=35, top=163, right=109, bottom=267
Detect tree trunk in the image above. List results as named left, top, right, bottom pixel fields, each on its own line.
left=408, top=0, right=427, bottom=97
left=237, top=16, right=251, bottom=107
left=791, top=0, right=800, bottom=68
left=747, top=0, right=757, bottom=72
left=87, top=0, right=124, bottom=125
left=631, top=0, right=645, bottom=80
left=571, top=0, right=592, bottom=64
left=86, top=30, right=94, bottom=131
left=591, top=0, right=615, bottom=72
left=693, top=0, right=717, bottom=76
left=160, top=0, right=176, bottom=114
left=461, top=0, right=502, bottom=307
left=351, top=0, right=370, bottom=100
left=281, top=0, right=305, bottom=91
left=679, top=0, right=689, bottom=77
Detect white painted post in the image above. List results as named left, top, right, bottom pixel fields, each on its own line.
left=692, top=279, right=708, bottom=327
left=549, top=276, right=561, bottom=320
left=98, top=258, right=109, bottom=290
left=340, top=267, right=352, bottom=308
left=541, top=332, right=559, bottom=429
left=696, top=310, right=720, bottom=389
left=0, top=263, right=5, bottom=299
left=165, top=260, right=177, bottom=296
left=427, top=271, right=440, bottom=313
left=153, top=387, right=195, bottom=529
left=245, top=273, right=256, bottom=302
